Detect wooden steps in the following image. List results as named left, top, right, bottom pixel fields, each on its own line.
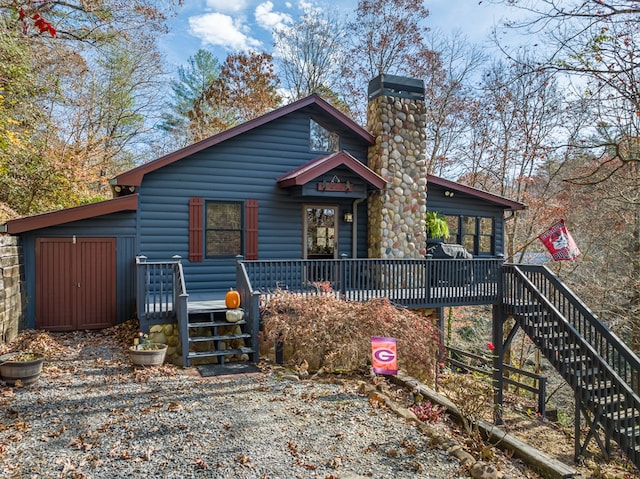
left=185, top=308, right=253, bottom=366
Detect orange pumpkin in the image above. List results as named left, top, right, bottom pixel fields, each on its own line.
left=225, top=289, right=240, bottom=309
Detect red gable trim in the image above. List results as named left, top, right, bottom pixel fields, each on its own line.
left=427, top=175, right=526, bottom=211
left=2, top=195, right=139, bottom=234
left=277, top=151, right=386, bottom=189
left=113, top=95, right=375, bottom=187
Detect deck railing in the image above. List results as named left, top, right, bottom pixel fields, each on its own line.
left=240, top=257, right=504, bottom=308
left=136, top=255, right=188, bottom=333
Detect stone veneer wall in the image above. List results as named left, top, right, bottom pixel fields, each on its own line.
left=0, top=235, right=26, bottom=345
left=367, top=93, right=428, bottom=259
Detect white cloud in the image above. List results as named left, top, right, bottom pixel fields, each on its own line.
left=189, top=12, right=262, bottom=52
left=255, top=1, right=293, bottom=31
left=205, top=0, right=249, bottom=13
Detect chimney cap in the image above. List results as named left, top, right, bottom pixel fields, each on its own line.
left=368, top=74, right=424, bottom=101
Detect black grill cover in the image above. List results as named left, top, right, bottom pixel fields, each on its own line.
left=427, top=243, right=473, bottom=259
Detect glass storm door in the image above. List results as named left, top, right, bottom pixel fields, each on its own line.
left=304, top=206, right=337, bottom=259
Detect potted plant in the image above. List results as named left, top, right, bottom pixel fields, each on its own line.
left=0, top=351, right=45, bottom=386
left=128, top=332, right=167, bottom=367
left=426, top=211, right=450, bottom=243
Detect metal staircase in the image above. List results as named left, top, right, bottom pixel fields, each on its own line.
left=495, top=264, right=640, bottom=468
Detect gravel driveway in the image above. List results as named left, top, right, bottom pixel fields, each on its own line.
left=0, top=328, right=540, bottom=479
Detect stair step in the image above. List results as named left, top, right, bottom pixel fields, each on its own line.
left=553, top=343, right=582, bottom=356
left=591, top=393, right=625, bottom=409
left=618, top=424, right=640, bottom=439
left=189, top=333, right=251, bottom=343
left=572, top=367, right=600, bottom=378
left=562, top=354, right=589, bottom=365
left=607, top=408, right=640, bottom=422
left=584, top=380, right=614, bottom=394
left=530, top=320, right=559, bottom=329
left=188, top=347, right=254, bottom=359
left=188, top=320, right=246, bottom=328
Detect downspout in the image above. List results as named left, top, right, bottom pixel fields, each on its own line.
left=351, top=198, right=365, bottom=258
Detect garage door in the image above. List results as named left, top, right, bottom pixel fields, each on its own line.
left=35, top=237, right=116, bottom=331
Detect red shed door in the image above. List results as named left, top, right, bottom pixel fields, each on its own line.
left=35, top=238, right=116, bottom=331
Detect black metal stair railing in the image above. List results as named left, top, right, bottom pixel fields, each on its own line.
left=501, top=265, right=640, bottom=468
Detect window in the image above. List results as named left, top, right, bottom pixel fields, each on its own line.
left=444, top=215, right=495, bottom=256
left=205, top=201, right=242, bottom=257
left=310, top=119, right=339, bottom=152
left=479, top=217, right=494, bottom=255
left=461, top=216, right=477, bottom=253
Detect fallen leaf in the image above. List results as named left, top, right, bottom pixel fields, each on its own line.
left=195, top=457, right=208, bottom=469
left=287, top=441, right=299, bottom=457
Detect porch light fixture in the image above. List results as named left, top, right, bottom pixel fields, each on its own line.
left=343, top=212, right=353, bottom=223
left=445, top=190, right=454, bottom=197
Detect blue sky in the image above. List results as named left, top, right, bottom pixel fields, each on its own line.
left=159, top=0, right=516, bottom=74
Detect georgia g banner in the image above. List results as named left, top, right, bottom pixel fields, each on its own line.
left=538, top=219, right=581, bottom=261
left=371, top=336, right=398, bottom=375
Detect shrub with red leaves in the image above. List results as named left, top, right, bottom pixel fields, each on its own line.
left=261, top=291, right=440, bottom=384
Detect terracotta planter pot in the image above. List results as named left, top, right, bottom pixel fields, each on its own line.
left=128, top=344, right=168, bottom=367
left=0, top=352, right=45, bottom=386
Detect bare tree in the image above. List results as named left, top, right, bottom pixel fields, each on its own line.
left=491, top=0, right=640, bottom=351
left=460, top=54, right=566, bottom=259
left=421, top=30, right=486, bottom=176
left=341, top=0, right=437, bottom=119
left=274, top=9, right=347, bottom=102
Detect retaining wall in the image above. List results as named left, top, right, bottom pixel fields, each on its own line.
left=0, top=235, right=26, bottom=345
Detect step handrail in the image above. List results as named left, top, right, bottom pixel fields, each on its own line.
left=507, top=264, right=640, bottom=393
left=507, top=265, right=640, bottom=400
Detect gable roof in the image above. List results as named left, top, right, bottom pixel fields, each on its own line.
left=427, top=175, right=526, bottom=211
left=276, top=151, right=386, bottom=189
left=0, top=195, right=138, bottom=234
left=112, top=95, right=375, bottom=187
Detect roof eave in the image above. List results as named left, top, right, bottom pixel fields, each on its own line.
left=2, top=194, right=138, bottom=234
left=277, top=151, right=385, bottom=189
left=427, top=174, right=526, bottom=211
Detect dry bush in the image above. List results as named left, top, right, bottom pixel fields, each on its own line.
left=261, top=291, right=440, bottom=384
left=438, top=371, right=496, bottom=442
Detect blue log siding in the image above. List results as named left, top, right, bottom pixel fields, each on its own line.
left=20, top=211, right=138, bottom=327
left=137, top=110, right=373, bottom=294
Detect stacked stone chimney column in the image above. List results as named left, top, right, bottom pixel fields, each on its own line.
left=367, top=79, right=428, bottom=259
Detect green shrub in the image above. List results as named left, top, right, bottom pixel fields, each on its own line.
left=261, top=291, right=440, bottom=384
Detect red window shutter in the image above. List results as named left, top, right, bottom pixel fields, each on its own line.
left=189, top=197, right=203, bottom=262
left=245, top=199, right=258, bottom=260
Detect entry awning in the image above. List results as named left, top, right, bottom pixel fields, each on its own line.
left=276, top=151, right=386, bottom=192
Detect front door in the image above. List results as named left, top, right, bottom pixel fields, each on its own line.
left=304, top=206, right=337, bottom=259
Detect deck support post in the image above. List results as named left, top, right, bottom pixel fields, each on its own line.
left=492, top=303, right=504, bottom=425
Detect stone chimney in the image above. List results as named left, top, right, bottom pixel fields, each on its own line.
left=367, top=74, right=427, bottom=259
